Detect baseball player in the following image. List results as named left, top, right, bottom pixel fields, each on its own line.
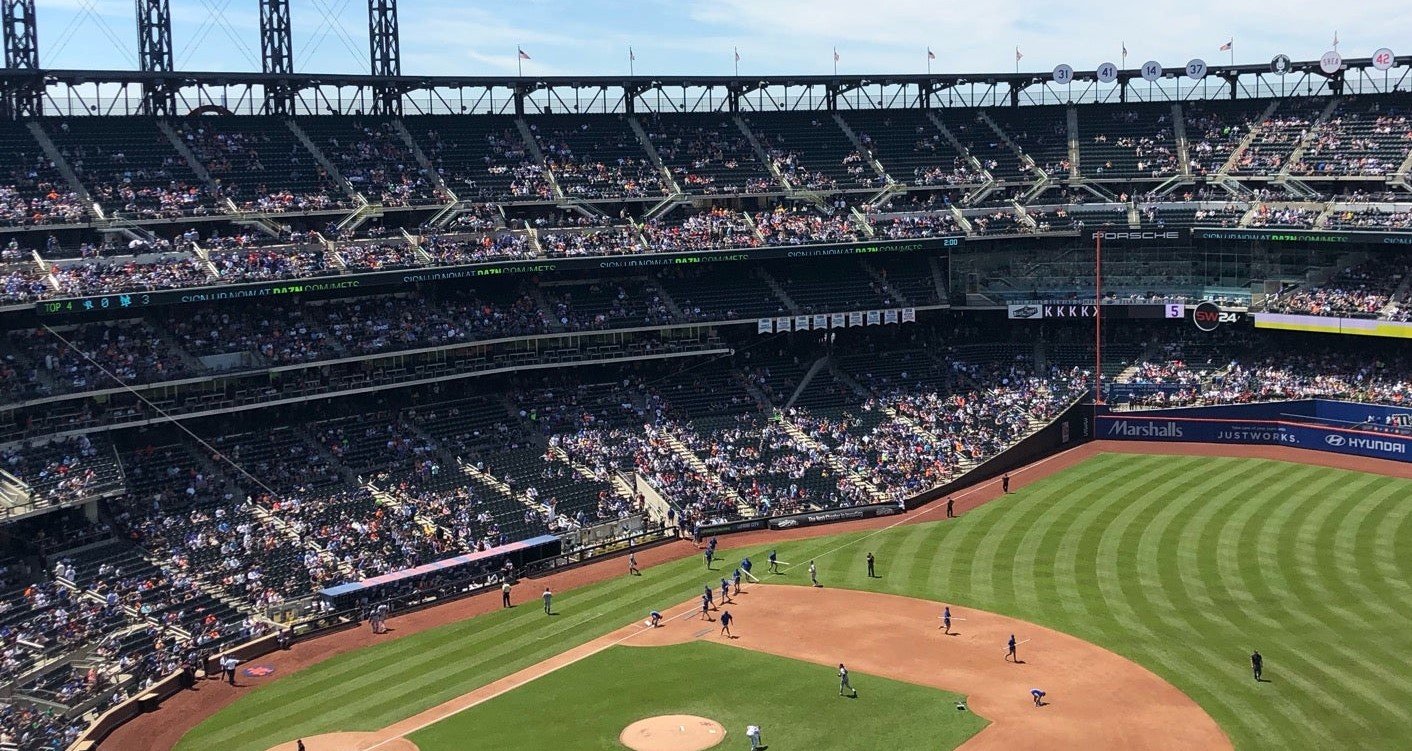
left=1006, top=634, right=1018, bottom=662
left=1251, top=650, right=1263, bottom=681
left=704, top=583, right=715, bottom=610
left=809, top=560, right=820, bottom=587
left=704, top=547, right=714, bottom=569
left=838, top=663, right=856, bottom=697
left=1031, top=688, right=1045, bottom=706
left=941, top=606, right=952, bottom=634
left=745, top=724, right=762, bottom=750
left=542, top=587, right=553, bottom=615
left=720, top=609, right=734, bottom=637
left=768, top=550, right=779, bottom=574
left=628, top=551, right=640, bottom=576
left=649, top=610, right=662, bottom=628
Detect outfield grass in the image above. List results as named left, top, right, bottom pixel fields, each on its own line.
left=179, top=453, right=1412, bottom=750
left=407, top=642, right=985, bottom=750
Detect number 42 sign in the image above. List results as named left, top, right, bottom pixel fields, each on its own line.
left=1373, top=48, right=1396, bottom=72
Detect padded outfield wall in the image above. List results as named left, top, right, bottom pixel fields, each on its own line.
left=1098, top=400, right=1412, bottom=463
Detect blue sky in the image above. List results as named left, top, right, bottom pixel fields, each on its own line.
left=32, top=0, right=1412, bottom=77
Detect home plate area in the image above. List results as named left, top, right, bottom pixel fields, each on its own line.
left=619, top=715, right=726, bottom=751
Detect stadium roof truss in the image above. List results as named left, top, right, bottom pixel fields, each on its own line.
left=2, top=54, right=1407, bottom=117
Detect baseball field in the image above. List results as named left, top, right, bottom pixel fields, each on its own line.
left=164, top=449, right=1412, bottom=750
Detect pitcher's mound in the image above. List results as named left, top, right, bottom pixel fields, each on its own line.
left=265, top=732, right=419, bottom=751
left=619, top=715, right=726, bottom=751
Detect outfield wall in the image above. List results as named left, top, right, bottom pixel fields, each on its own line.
left=1099, top=400, right=1412, bottom=463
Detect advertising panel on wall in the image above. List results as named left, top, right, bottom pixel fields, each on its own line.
left=1098, top=413, right=1412, bottom=463
left=1252, top=312, right=1412, bottom=339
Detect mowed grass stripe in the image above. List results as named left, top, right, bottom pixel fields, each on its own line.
left=1009, top=461, right=1107, bottom=612
left=1050, top=452, right=1157, bottom=629
left=182, top=455, right=1412, bottom=751
left=1360, top=490, right=1412, bottom=608
left=1153, top=469, right=1283, bottom=743
left=1252, top=473, right=1406, bottom=726
left=1221, top=468, right=1375, bottom=742
left=199, top=559, right=727, bottom=748
left=1094, top=460, right=1256, bottom=696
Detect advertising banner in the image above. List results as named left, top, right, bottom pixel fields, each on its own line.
left=1098, top=413, right=1412, bottom=462
left=765, top=502, right=904, bottom=530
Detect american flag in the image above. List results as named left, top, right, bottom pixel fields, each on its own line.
left=927, top=48, right=936, bottom=61
left=833, top=47, right=840, bottom=62
left=518, top=48, right=531, bottom=60
left=1219, top=39, right=1232, bottom=52
left=1015, top=46, right=1023, bottom=62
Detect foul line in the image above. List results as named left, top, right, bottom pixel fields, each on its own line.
left=366, top=443, right=1088, bottom=749
left=362, top=597, right=707, bottom=750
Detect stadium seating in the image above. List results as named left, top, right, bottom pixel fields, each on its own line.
left=45, top=118, right=220, bottom=219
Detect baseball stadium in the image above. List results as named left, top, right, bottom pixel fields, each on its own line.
left=1, top=2, right=1412, bottom=749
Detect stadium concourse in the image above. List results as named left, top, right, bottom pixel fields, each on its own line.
left=1, top=68, right=1412, bottom=750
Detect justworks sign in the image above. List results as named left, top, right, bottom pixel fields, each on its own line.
left=1090, top=230, right=1182, bottom=241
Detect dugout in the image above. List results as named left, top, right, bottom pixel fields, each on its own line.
left=318, top=534, right=562, bottom=611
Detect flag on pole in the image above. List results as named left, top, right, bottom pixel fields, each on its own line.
left=1121, top=42, right=1128, bottom=66
left=629, top=47, right=636, bottom=61
left=518, top=48, right=531, bottom=60
left=1219, top=38, right=1232, bottom=52
left=1015, top=46, right=1023, bottom=62
left=833, top=47, right=840, bottom=62
left=1331, top=31, right=1339, bottom=50
left=927, top=48, right=936, bottom=60
left=734, top=47, right=741, bottom=62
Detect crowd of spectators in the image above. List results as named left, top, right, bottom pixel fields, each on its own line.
left=1246, top=204, right=1319, bottom=229
left=1264, top=259, right=1408, bottom=318
left=0, top=184, right=87, bottom=226
left=643, top=117, right=778, bottom=194
left=1326, top=208, right=1412, bottom=231
left=754, top=206, right=861, bottom=245
left=870, top=211, right=960, bottom=239
left=318, top=122, right=441, bottom=206
left=49, top=256, right=214, bottom=297
left=423, top=232, right=535, bottom=265
left=209, top=246, right=331, bottom=281
left=178, top=122, right=347, bottom=213
left=539, top=227, right=642, bottom=257
left=642, top=208, right=762, bottom=251
left=534, top=122, right=666, bottom=199
left=336, top=242, right=424, bottom=271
